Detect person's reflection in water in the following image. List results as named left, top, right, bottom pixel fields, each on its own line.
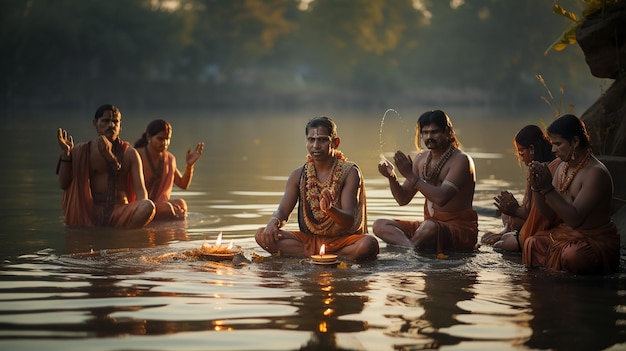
left=64, top=225, right=189, bottom=255
left=523, top=273, right=624, bottom=350
left=295, top=269, right=369, bottom=350
left=382, top=268, right=477, bottom=349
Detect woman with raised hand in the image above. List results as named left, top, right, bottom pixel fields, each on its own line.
left=135, top=119, right=204, bottom=220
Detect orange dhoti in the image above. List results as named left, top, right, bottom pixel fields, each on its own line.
left=523, top=222, right=620, bottom=274
left=394, top=208, right=478, bottom=252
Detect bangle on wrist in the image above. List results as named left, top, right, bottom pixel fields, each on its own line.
left=541, top=187, right=555, bottom=196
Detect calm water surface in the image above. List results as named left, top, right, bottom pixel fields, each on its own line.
left=0, top=107, right=625, bottom=350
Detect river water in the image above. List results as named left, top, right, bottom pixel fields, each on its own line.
left=0, top=106, right=624, bottom=350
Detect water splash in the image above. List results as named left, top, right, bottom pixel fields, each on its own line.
left=378, top=108, right=412, bottom=162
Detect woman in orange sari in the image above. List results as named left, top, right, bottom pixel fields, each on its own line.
left=134, top=120, right=204, bottom=220
left=525, top=115, right=619, bottom=274
left=482, top=125, right=560, bottom=252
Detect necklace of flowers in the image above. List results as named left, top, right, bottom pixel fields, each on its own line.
left=422, top=145, right=455, bottom=182
left=304, top=150, right=346, bottom=222
left=557, top=149, right=591, bottom=194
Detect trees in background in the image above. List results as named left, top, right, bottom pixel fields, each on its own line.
left=0, top=0, right=604, bottom=110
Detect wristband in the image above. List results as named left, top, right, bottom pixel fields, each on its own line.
left=56, top=156, right=72, bottom=174
left=541, top=187, right=555, bottom=196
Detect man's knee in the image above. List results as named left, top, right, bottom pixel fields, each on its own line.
left=413, top=220, right=438, bottom=247
left=372, top=218, right=392, bottom=236
left=361, top=235, right=380, bottom=256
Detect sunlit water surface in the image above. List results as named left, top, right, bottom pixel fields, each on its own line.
left=0, top=107, right=625, bottom=350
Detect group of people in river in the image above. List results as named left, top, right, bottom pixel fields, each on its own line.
left=56, top=104, right=621, bottom=275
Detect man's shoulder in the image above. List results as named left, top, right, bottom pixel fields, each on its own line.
left=290, top=165, right=306, bottom=178
left=452, top=148, right=473, bottom=163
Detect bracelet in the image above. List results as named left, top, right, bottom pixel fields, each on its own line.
left=56, top=157, right=72, bottom=175
left=541, top=187, right=555, bottom=196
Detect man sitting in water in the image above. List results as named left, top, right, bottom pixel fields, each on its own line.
left=373, top=110, right=478, bottom=257
left=56, top=104, right=155, bottom=228
left=255, top=116, right=379, bottom=261
left=525, top=114, right=620, bottom=274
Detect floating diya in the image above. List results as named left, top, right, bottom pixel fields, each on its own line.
left=311, top=244, right=338, bottom=265
left=199, top=232, right=242, bottom=261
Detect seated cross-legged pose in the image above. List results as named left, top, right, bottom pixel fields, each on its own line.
left=525, top=114, right=620, bottom=274
left=373, top=110, right=478, bottom=257
left=255, top=116, right=379, bottom=261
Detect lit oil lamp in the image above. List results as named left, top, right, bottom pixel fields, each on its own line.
left=199, top=232, right=241, bottom=260
left=311, top=244, right=338, bottom=264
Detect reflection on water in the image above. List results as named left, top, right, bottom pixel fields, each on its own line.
left=0, top=108, right=625, bottom=350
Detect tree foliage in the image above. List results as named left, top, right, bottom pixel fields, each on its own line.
left=0, top=0, right=607, bottom=110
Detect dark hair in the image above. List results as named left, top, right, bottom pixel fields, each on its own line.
left=134, top=119, right=172, bottom=148
left=415, top=110, right=460, bottom=150
left=305, top=116, right=337, bottom=139
left=515, top=125, right=555, bottom=163
left=547, top=114, right=590, bottom=149
left=93, top=104, right=121, bottom=120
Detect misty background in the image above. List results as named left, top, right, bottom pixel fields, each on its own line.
left=1, top=0, right=611, bottom=113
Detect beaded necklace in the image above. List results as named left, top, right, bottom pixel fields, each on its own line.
left=557, top=149, right=591, bottom=194
left=422, top=145, right=455, bottom=182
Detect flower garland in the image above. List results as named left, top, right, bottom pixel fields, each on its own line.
left=422, top=145, right=456, bottom=183
left=303, top=150, right=346, bottom=224
left=557, top=149, right=591, bottom=194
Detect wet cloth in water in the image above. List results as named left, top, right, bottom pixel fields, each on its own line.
left=523, top=221, right=620, bottom=274
left=393, top=207, right=479, bottom=252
